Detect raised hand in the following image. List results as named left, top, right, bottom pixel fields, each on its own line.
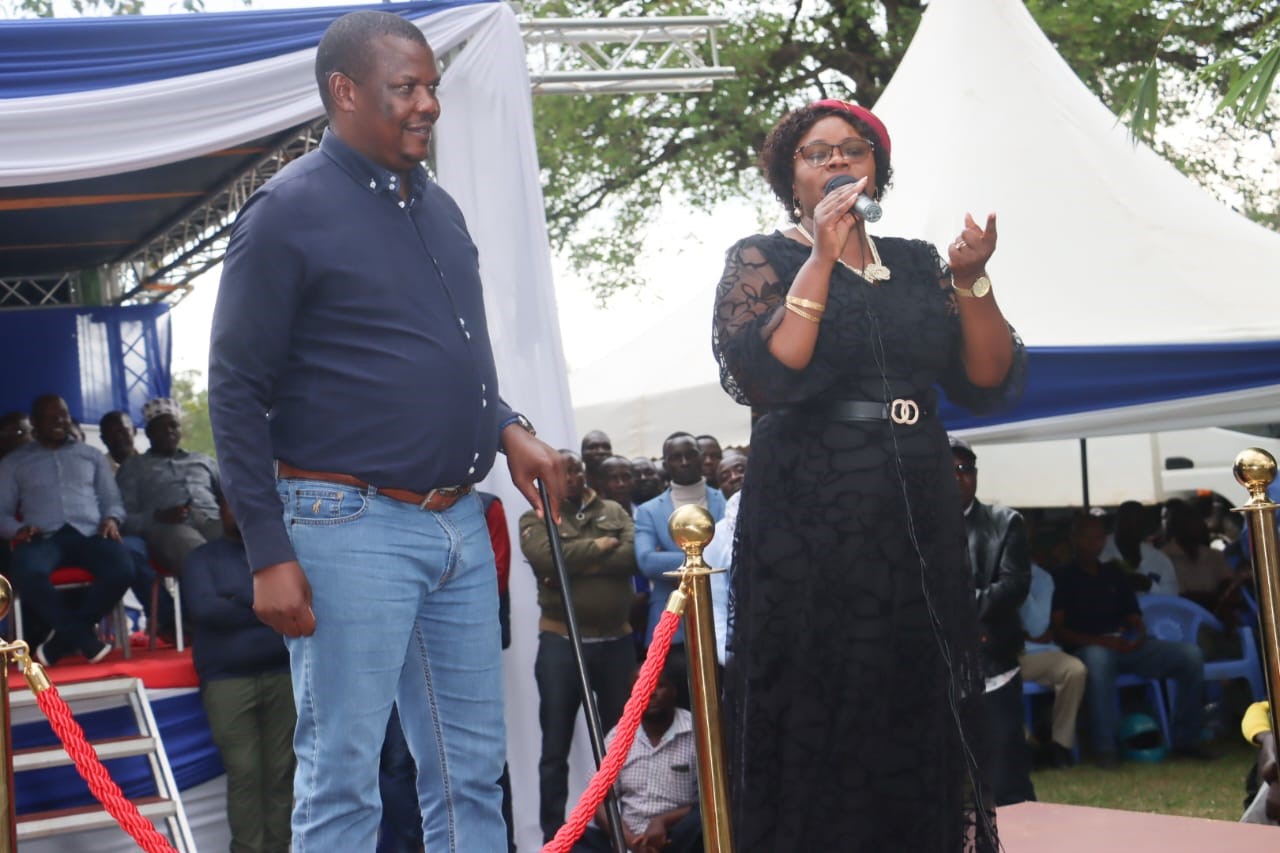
left=948, top=212, right=997, bottom=280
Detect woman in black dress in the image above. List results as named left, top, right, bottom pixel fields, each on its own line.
left=713, top=100, right=1026, bottom=851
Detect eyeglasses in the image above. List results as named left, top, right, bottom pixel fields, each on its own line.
left=954, top=464, right=977, bottom=476
left=794, top=137, right=875, bottom=168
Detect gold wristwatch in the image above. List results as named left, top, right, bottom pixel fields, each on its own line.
left=953, top=274, right=991, bottom=298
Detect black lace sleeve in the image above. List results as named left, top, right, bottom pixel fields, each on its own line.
left=712, top=235, right=835, bottom=407
left=929, top=243, right=1029, bottom=415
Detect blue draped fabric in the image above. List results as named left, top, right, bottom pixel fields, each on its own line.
left=12, top=691, right=221, bottom=813
left=940, top=340, right=1280, bottom=431
left=0, top=304, right=170, bottom=426
left=0, top=0, right=493, bottom=99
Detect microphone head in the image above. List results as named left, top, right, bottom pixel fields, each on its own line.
left=822, top=174, right=883, bottom=222
left=823, top=174, right=858, bottom=196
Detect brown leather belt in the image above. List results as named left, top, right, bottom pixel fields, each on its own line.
left=276, top=461, right=473, bottom=512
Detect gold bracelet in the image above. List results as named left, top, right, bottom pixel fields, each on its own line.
left=785, top=302, right=822, bottom=324
left=786, top=294, right=826, bottom=313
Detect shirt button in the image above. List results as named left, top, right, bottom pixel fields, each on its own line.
left=368, top=179, right=376, bottom=189
left=473, top=452, right=480, bottom=461
left=398, top=200, right=406, bottom=208
left=464, top=330, right=471, bottom=340
left=468, top=466, right=476, bottom=475
left=482, top=398, right=487, bottom=408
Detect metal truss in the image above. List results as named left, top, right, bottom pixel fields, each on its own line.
left=111, top=120, right=327, bottom=306
left=97, top=16, right=736, bottom=306
left=522, top=16, right=735, bottom=95
left=0, top=273, right=78, bottom=308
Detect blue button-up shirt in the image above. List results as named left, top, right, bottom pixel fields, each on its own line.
left=210, top=130, right=515, bottom=571
left=0, top=440, right=126, bottom=538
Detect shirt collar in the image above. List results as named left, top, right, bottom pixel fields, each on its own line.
left=320, top=128, right=427, bottom=207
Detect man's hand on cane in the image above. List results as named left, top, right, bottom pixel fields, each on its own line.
left=503, top=422, right=563, bottom=523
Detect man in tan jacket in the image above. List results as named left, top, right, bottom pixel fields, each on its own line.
left=519, top=450, right=637, bottom=843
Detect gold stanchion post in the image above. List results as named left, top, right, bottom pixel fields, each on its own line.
left=666, top=505, right=733, bottom=853
left=0, top=576, right=15, bottom=853
left=1233, top=448, right=1280, bottom=743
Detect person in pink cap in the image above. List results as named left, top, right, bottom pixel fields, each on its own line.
left=712, top=100, right=1025, bottom=851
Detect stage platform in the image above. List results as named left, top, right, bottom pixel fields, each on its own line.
left=11, top=641, right=198, bottom=689
left=998, top=801, right=1277, bottom=850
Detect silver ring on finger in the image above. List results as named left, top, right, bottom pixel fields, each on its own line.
left=955, top=239, right=967, bottom=249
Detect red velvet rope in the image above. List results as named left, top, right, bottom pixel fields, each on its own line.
left=541, top=608, right=683, bottom=853
left=34, top=685, right=179, bottom=853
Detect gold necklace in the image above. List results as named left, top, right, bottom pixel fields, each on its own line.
left=793, top=221, right=891, bottom=285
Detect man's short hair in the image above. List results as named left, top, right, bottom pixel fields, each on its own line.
left=662, top=431, right=694, bottom=455
left=948, top=434, right=976, bottom=464
left=29, top=393, right=61, bottom=417
left=1070, top=511, right=1105, bottom=538
left=315, top=11, right=428, bottom=113
left=98, top=410, right=130, bottom=431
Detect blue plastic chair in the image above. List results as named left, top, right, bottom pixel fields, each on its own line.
left=1138, top=593, right=1267, bottom=702
left=1021, top=662, right=1167, bottom=757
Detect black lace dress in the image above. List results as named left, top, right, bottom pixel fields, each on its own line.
left=712, top=231, right=1026, bottom=851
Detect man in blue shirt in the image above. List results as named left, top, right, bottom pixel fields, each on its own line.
left=635, top=432, right=726, bottom=706
left=1052, top=513, right=1209, bottom=767
left=208, top=12, right=560, bottom=852
left=0, top=395, right=133, bottom=665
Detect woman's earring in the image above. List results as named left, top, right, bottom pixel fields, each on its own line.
left=792, top=197, right=803, bottom=219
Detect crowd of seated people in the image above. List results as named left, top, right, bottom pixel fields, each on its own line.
left=0, top=394, right=295, bottom=849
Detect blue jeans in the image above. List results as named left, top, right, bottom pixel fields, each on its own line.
left=1073, top=638, right=1204, bottom=755
left=9, top=525, right=132, bottom=649
left=278, top=481, right=507, bottom=852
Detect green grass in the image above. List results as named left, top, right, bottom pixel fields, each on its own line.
left=1030, top=739, right=1259, bottom=821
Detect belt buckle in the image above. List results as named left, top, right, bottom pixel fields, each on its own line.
left=889, top=398, right=920, bottom=425
left=419, top=485, right=462, bottom=511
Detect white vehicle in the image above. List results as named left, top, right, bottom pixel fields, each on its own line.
left=970, top=425, right=1280, bottom=510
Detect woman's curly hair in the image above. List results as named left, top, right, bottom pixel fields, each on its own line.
left=759, top=103, right=894, bottom=223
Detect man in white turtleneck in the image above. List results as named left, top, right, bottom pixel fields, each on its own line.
left=634, top=432, right=727, bottom=706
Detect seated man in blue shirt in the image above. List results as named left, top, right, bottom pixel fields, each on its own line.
left=208, top=12, right=562, bottom=851
left=0, top=395, right=133, bottom=664
left=116, top=397, right=222, bottom=576
left=1018, top=562, right=1086, bottom=769
left=1052, top=513, right=1210, bottom=767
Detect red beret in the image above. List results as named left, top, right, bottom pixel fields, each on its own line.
left=812, top=99, right=891, bottom=158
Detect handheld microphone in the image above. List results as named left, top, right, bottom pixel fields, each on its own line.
left=823, top=175, right=882, bottom=222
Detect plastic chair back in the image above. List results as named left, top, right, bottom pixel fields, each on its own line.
left=1138, top=594, right=1221, bottom=644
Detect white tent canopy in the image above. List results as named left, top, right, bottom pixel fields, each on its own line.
left=571, top=0, right=1280, bottom=454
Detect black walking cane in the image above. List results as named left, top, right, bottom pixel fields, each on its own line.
left=537, top=479, right=629, bottom=853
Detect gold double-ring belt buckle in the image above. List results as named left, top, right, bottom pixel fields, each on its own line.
left=889, top=398, right=920, bottom=425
